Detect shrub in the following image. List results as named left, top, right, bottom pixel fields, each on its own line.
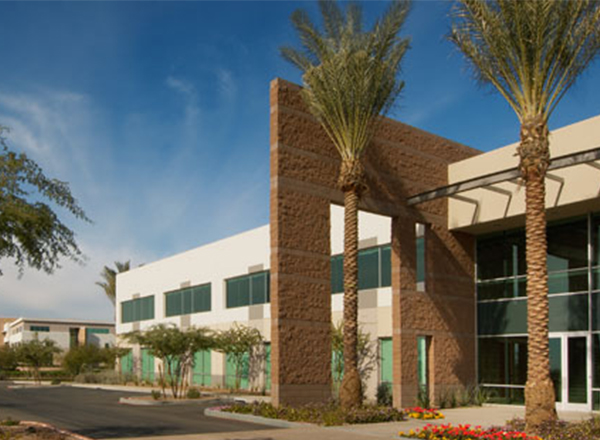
left=415, top=386, right=431, bottom=409
left=376, top=383, right=392, bottom=407
left=505, top=417, right=600, bottom=440
left=0, top=418, right=19, bottom=427
left=186, top=388, right=201, bottom=399
left=74, top=370, right=121, bottom=384
left=50, top=379, right=61, bottom=385
left=223, top=401, right=404, bottom=426
left=151, top=390, right=161, bottom=400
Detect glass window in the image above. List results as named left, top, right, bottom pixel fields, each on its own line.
left=478, top=337, right=527, bottom=385
left=416, top=237, right=425, bottom=286
left=226, top=272, right=269, bottom=308
left=331, top=244, right=392, bottom=294
left=547, top=218, right=588, bottom=271
left=166, top=284, right=211, bottom=316
left=30, top=326, right=50, bottom=332
left=477, top=230, right=526, bottom=281
left=379, top=338, right=392, bottom=385
left=121, top=295, right=154, bottom=323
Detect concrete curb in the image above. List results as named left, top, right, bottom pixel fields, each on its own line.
left=20, top=421, right=94, bottom=440
left=204, top=408, right=309, bottom=429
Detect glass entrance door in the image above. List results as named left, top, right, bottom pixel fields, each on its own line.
left=550, top=333, right=591, bottom=411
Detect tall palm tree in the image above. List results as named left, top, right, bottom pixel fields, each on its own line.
left=450, top=0, right=600, bottom=432
left=281, top=0, right=410, bottom=408
left=96, top=260, right=130, bottom=305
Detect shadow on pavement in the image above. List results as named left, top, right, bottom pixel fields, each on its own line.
left=74, top=426, right=177, bottom=439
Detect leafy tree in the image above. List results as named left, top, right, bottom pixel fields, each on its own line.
left=62, top=344, right=124, bottom=376
left=14, top=337, right=62, bottom=383
left=126, top=324, right=214, bottom=398
left=450, top=0, right=600, bottom=432
left=96, top=261, right=131, bottom=305
left=0, top=126, right=90, bottom=275
left=214, top=323, right=263, bottom=391
left=281, top=0, right=410, bottom=407
left=331, top=321, right=376, bottom=399
left=0, top=345, right=18, bottom=372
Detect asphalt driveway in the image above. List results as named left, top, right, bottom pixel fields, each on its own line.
left=0, top=382, right=274, bottom=439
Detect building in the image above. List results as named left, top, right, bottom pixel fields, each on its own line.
left=116, top=79, right=600, bottom=411
left=3, top=318, right=115, bottom=350
left=0, top=318, right=15, bottom=346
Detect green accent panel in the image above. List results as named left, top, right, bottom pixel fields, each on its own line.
left=141, top=348, right=155, bottom=382
left=331, top=255, right=344, bottom=294
left=380, top=338, right=392, bottom=385
left=416, top=237, right=425, bottom=284
left=225, top=352, right=249, bottom=389
left=478, top=300, right=527, bottom=335
left=166, top=291, right=182, bottom=317
left=86, top=328, right=109, bottom=334
left=380, top=245, right=391, bottom=287
left=358, top=247, right=379, bottom=290
left=417, top=336, right=427, bottom=389
left=120, top=351, right=133, bottom=375
left=192, top=350, right=211, bottom=386
left=549, top=294, right=588, bottom=332
left=549, top=338, right=562, bottom=402
left=265, top=344, right=271, bottom=391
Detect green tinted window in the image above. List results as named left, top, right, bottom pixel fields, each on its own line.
left=478, top=337, right=527, bottom=385
left=331, top=255, right=344, bottom=294
left=121, top=295, right=154, bottom=323
left=358, top=247, right=379, bottom=290
left=30, top=326, right=50, bottom=332
left=165, top=284, right=211, bottom=317
left=380, top=338, right=392, bottom=385
left=86, top=328, right=109, bottom=334
left=226, top=272, right=269, bottom=308
left=331, top=244, right=392, bottom=294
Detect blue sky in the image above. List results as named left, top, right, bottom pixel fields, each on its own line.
left=1, top=1, right=599, bottom=321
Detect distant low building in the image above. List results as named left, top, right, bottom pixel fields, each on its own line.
left=0, top=318, right=16, bottom=346
left=3, top=318, right=115, bottom=350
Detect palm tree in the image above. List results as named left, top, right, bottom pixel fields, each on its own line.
left=281, top=0, right=410, bottom=408
left=96, top=260, right=131, bottom=305
left=450, top=0, right=600, bottom=432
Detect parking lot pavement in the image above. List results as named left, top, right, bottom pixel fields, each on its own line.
left=0, top=382, right=274, bottom=439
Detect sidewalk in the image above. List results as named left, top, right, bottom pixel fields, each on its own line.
left=115, top=405, right=597, bottom=440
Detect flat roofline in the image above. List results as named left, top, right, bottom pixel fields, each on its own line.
left=7, top=317, right=115, bottom=328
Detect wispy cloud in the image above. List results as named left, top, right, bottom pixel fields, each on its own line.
left=215, top=68, right=236, bottom=101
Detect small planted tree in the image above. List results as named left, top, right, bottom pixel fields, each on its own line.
left=214, top=323, right=263, bottom=391
left=62, top=345, right=127, bottom=377
left=331, top=321, right=376, bottom=398
left=126, top=324, right=214, bottom=399
left=0, top=345, right=18, bottom=373
left=14, top=338, right=61, bottom=383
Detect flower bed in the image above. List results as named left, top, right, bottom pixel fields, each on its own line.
left=222, top=401, right=405, bottom=426
left=399, top=424, right=542, bottom=440
left=404, top=407, right=444, bottom=420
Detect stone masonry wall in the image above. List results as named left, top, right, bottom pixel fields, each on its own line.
left=270, top=78, right=480, bottom=407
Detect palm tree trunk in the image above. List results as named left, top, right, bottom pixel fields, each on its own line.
left=521, top=118, right=557, bottom=432
left=339, top=186, right=362, bottom=408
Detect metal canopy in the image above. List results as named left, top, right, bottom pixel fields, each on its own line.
left=407, top=146, right=600, bottom=206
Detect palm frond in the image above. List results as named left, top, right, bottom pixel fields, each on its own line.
left=450, top=0, right=600, bottom=122
left=282, top=0, right=411, bottom=161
